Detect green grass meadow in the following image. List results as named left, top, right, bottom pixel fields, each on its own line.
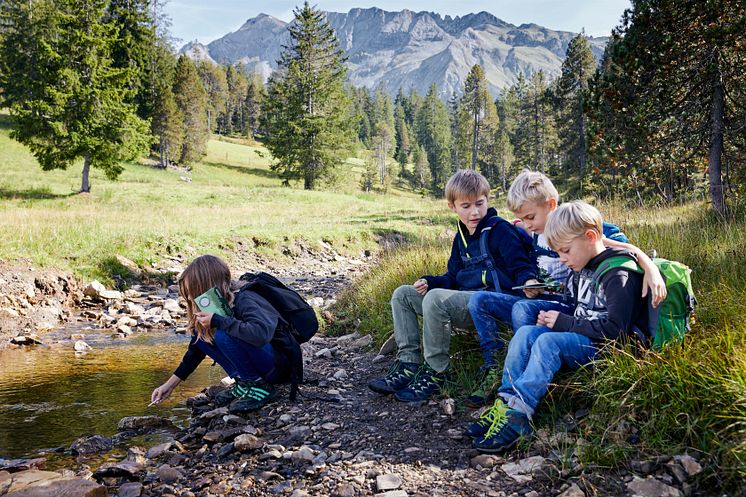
left=0, top=112, right=450, bottom=281
left=1, top=111, right=744, bottom=490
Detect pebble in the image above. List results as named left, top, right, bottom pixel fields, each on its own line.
left=376, top=473, right=403, bottom=491
left=558, top=483, right=585, bottom=497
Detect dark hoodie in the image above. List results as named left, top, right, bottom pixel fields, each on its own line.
left=173, top=290, right=283, bottom=381
left=421, top=207, right=537, bottom=294
left=554, top=247, right=647, bottom=342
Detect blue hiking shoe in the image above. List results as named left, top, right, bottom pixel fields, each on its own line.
left=473, top=409, right=533, bottom=453
left=394, top=363, right=449, bottom=402
left=368, top=361, right=419, bottom=394
left=465, top=398, right=509, bottom=438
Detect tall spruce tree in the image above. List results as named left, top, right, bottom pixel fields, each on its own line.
left=590, top=0, right=746, bottom=213
left=244, top=72, right=265, bottom=140
left=172, top=55, right=208, bottom=164
left=261, top=2, right=351, bottom=189
left=415, top=84, right=452, bottom=192
left=0, top=0, right=150, bottom=192
left=461, top=64, right=498, bottom=171
left=557, top=33, right=596, bottom=178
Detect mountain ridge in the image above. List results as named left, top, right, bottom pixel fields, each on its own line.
left=180, top=7, right=608, bottom=98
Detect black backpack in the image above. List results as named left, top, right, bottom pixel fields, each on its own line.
left=239, top=271, right=319, bottom=343
left=238, top=272, right=319, bottom=401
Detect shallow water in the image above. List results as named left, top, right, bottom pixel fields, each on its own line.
left=0, top=326, right=221, bottom=460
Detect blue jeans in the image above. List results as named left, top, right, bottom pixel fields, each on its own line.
left=195, top=329, right=286, bottom=383
left=511, top=298, right=573, bottom=330
left=469, top=293, right=574, bottom=367
left=498, top=325, right=598, bottom=417
left=468, top=292, right=522, bottom=367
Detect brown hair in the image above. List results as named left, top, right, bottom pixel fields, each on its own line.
left=178, top=255, right=239, bottom=343
left=445, top=169, right=491, bottom=204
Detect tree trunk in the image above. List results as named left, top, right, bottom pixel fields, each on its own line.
left=708, top=58, right=725, bottom=215
left=81, top=154, right=91, bottom=193
left=471, top=110, right=479, bottom=170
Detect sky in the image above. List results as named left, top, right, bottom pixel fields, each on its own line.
left=164, top=0, right=632, bottom=46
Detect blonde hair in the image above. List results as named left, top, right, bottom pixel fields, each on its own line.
left=506, top=170, right=560, bottom=213
left=544, top=200, right=603, bottom=249
left=178, top=255, right=241, bottom=343
left=445, top=169, right=491, bottom=204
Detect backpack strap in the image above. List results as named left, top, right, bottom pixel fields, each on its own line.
left=590, top=255, right=643, bottom=291
left=478, top=216, right=507, bottom=293
left=590, top=255, right=656, bottom=346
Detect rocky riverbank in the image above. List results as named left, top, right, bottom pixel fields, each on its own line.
left=0, top=249, right=717, bottom=497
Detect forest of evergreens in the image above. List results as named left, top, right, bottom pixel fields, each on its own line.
left=1, top=1, right=744, bottom=214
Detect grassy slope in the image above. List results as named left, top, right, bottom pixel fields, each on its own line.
left=1, top=112, right=743, bottom=489
left=0, top=113, right=457, bottom=281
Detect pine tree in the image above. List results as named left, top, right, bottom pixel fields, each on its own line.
left=172, top=54, right=208, bottom=164
left=261, top=2, right=351, bottom=189
left=590, top=0, right=746, bottom=213
left=415, top=84, right=452, bottom=193
left=0, top=0, right=150, bottom=192
left=557, top=33, right=596, bottom=178
left=244, top=72, right=265, bottom=140
left=197, top=61, right=227, bottom=133
left=461, top=64, right=498, bottom=170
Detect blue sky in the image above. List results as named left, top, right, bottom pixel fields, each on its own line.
left=165, top=0, right=632, bottom=45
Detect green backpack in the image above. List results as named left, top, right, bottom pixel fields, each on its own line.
left=590, top=255, right=696, bottom=349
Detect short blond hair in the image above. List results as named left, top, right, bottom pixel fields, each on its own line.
left=506, top=170, right=560, bottom=213
left=445, top=169, right=491, bottom=204
left=544, top=200, right=603, bottom=249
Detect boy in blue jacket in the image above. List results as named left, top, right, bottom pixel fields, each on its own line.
left=368, top=169, right=538, bottom=402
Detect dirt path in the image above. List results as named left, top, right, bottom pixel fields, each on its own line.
left=1, top=250, right=710, bottom=497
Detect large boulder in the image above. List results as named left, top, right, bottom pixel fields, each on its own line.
left=0, top=469, right=106, bottom=496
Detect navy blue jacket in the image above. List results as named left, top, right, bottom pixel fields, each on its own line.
left=421, top=207, right=537, bottom=294
left=173, top=289, right=282, bottom=381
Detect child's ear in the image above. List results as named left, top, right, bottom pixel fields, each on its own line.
left=547, top=198, right=558, bottom=210
left=585, top=229, right=599, bottom=242
left=448, top=202, right=456, bottom=213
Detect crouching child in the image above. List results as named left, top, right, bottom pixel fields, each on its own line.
left=467, top=200, right=651, bottom=453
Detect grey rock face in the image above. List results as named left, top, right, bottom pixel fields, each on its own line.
left=181, top=8, right=607, bottom=98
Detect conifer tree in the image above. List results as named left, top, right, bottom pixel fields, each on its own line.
left=244, top=72, right=265, bottom=140
left=197, top=61, right=227, bottom=133
left=261, top=1, right=351, bottom=189
left=415, top=84, right=452, bottom=193
left=172, top=54, right=208, bottom=164
left=0, top=0, right=150, bottom=192
left=461, top=64, right=498, bottom=170
left=557, top=33, right=596, bottom=177
left=590, top=0, right=745, bottom=213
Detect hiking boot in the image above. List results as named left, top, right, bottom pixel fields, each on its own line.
left=214, top=380, right=243, bottom=406
left=473, top=409, right=533, bottom=453
left=464, top=366, right=501, bottom=408
left=368, top=361, right=419, bottom=394
left=465, top=398, right=508, bottom=438
left=227, top=380, right=277, bottom=414
left=393, top=363, right=449, bottom=402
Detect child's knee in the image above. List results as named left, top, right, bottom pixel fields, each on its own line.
left=391, top=284, right=417, bottom=303
left=533, top=333, right=560, bottom=355
left=467, top=291, right=489, bottom=315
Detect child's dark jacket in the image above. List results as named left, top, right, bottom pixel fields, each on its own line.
left=554, top=247, right=648, bottom=343
left=421, top=207, right=537, bottom=294
left=173, top=289, right=284, bottom=380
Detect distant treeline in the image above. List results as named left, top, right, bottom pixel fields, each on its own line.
left=1, top=0, right=743, bottom=213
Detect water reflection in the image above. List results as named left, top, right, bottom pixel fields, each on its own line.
left=0, top=330, right=222, bottom=459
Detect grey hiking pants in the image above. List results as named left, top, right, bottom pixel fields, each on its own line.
left=391, top=285, right=475, bottom=372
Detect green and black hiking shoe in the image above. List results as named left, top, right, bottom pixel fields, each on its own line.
left=214, top=380, right=244, bottom=406
left=464, top=366, right=501, bottom=408
left=227, top=380, right=277, bottom=413
left=394, top=363, right=450, bottom=402
left=368, top=360, right=419, bottom=394
left=465, top=397, right=509, bottom=438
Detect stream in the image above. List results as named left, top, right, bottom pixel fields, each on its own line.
left=0, top=324, right=219, bottom=463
